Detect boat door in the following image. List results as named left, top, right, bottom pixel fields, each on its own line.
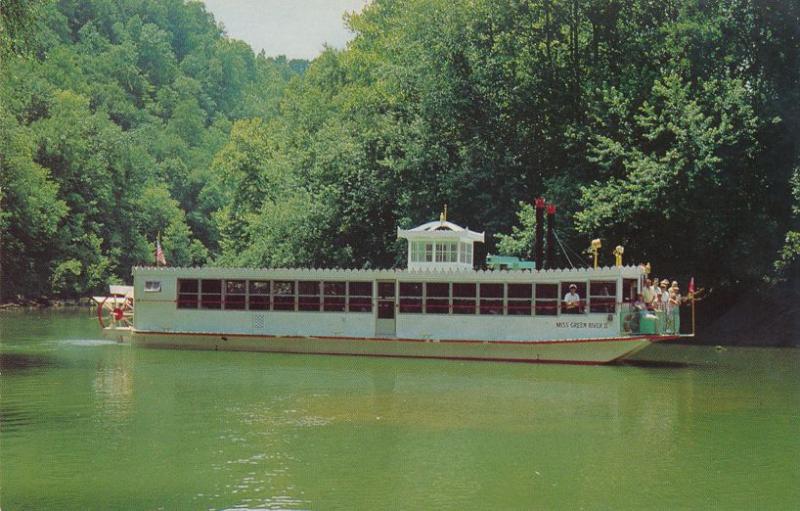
left=375, top=281, right=396, bottom=336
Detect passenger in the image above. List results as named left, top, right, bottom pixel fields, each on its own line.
left=659, top=279, right=670, bottom=311
left=633, top=293, right=646, bottom=312
left=630, top=293, right=647, bottom=333
left=642, top=279, right=654, bottom=309
left=650, top=278, right=661, bottom=309
left=563, top=284, right=581, bottom=314
left=668, top=281, right=682, bottom=334
left=601, top=285, right=613, bottom=312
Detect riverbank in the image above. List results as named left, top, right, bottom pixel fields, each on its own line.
left=0, top=298, right=89, bottom=310
left=695, top=285, right=799, bottom=348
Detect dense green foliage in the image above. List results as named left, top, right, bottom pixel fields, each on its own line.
left=1, top=0, right=305, bottom=299
left=2, top=0, right=798, bottom=305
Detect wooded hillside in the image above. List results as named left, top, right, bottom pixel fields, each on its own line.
left=2, top=0, right=798, bottom=328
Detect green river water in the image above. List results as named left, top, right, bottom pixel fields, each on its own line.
left=1, top=309, right=798, bottom=510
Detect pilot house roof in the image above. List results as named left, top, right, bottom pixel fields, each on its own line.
left=397, top=220, right=485, bottom=242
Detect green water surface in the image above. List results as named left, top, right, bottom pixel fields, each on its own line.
left=1, top=309, right=798, bottom=510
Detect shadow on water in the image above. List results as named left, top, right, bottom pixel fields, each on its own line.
left=0, top=352, right=60, bottom=372
left=619, top=360, right=694, bottom=368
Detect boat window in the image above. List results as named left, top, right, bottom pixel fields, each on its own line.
left=224, top=280, right=246, bottom=310
left=248, top=280, right=270, bottom=310
left=378, top=282, right=395, bottom=299
left=144, top=281, right=161, bottom=293
left=589, top=281, right=616, bottom=313
left=177, top=279, right=199, bottom=309
left=535, top=283, right=558, bottom=316
left=399, top=282, right=423, bottom=313
left=298, top=281, right=321, bottom=312
left=507, top=284, right=533, bottom=315
left=411, top=241, right=426, bottom=263
left=479, top=283, right=503, bottom=315
left=452, top=283, right=476, bottom=314
left=425, top=282, right=449, bottom=314
left=622, top=278, right=638, bottom=303
left=348, top=281, right=372, bottom=313
left=273, top=281, right=296, bottom=311
left=458, top=243, right=472, bottom=264
left=377, top=282, right=396, bottom=319
left=323, top=282, right=346, bottom=312
left=425, top=243, right=434, bottom=262
left=201, top=279, right=222, bottom=309
left=435, top=242, right=458, bottom=263
left=560, top=282, right=586, bottom=314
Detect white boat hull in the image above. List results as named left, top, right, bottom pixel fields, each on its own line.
left=119, top=330, right=679, bottom=365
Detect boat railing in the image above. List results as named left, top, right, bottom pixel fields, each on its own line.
left=618, top=303, right=691, bottom=337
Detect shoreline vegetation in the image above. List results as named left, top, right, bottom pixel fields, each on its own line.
left=1, top=0, right=798, bottom=345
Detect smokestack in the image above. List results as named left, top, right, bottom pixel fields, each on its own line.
left=534, top=197, right=545, bottom=270
left=546, top=203, right=556, bottom=269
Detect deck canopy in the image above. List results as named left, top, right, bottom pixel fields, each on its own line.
left=397, top=219, right=484, bottom=271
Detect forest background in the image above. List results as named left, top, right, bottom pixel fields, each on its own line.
left=1, top=0, right=798, bottom=343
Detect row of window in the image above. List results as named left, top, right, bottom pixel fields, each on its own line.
left=177, top=279, right=374, bottom=312
left=410, top=241, right=473, bottom=264
left=175, top=279, right=620, bottom=315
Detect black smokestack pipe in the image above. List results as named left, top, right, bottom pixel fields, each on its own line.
left=546, top=203, right=556, bottom=269
left=534, top=197, right=545, bottom=270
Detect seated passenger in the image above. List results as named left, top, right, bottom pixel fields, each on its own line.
left=563, top=284, right=581, bottom=314
left=630, top=293, right=647, bottom=333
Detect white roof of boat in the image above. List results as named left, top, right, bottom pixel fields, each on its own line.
left=397, top=220, right=484, bottom=242
left=132, top=265, right=645, bottom=282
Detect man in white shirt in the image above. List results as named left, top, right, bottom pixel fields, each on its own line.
left=563, top=284, right=581, bottom=314
left=642, top=278, right=654, bottom=307
left=659, top=280, right=670, bottom=310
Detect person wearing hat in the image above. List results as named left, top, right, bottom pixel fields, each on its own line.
left=668, top=281, right=682, bottom=333
left=659, top=279, right=670, bottom=310
left=563, top=284, right=581, bottom=314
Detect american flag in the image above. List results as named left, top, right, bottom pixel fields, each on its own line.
left=156, top=237, right=167, bottom=266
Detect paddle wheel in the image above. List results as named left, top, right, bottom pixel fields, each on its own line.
left=93, top=285, right=134, bottom=332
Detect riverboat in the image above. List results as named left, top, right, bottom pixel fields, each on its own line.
left=95, top=209, right=688, bottom=365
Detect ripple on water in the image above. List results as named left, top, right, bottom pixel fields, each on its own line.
left=59, top=339, right=120, bottom=347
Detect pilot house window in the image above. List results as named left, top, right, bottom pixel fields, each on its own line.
left=435, top=242, right=458, bottom=263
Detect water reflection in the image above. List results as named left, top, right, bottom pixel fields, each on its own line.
left=0, top=352, right=60, bottom=372
left=2, top=309, right=799, bottom=510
